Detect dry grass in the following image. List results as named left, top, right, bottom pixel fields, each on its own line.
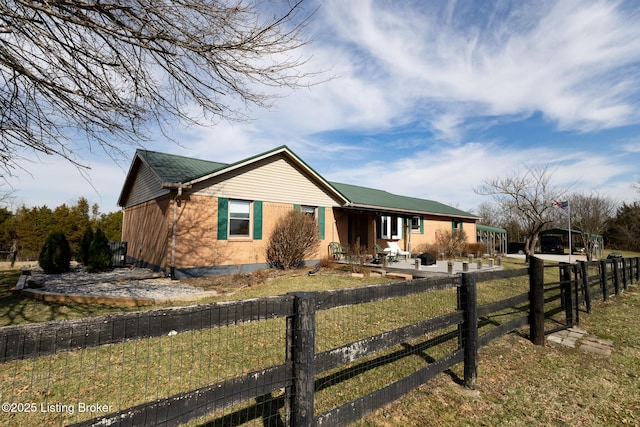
left=0, top=253, right=638, bottom=426
left=356, top=284, right=640, bottom=426
left=0, top=261, right=391, bottom=327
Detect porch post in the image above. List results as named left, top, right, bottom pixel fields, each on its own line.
left=405, top=218, right=411, bottom=253
left=372, top=214, right=377, bottom=257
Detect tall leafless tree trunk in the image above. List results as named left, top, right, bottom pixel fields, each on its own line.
left=0, top=0, right=315, bottom=177
left=475, top=165, right=570, bottom=260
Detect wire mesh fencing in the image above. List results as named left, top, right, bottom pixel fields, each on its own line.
left=3, top=257, right=635, bottom=426
left=0, top=298, right=293, bottom=426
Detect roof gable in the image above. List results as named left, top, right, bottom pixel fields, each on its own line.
left=138, top=150, right=228, bottom=183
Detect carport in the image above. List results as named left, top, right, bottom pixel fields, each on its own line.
left=540, top=228, right=604, bottom=258
left=476, top=224, right=507, bottom=256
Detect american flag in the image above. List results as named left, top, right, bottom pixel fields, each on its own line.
left=553, top=200, right=569, bottom=210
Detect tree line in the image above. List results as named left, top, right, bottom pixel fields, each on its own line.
left=474, top=165, right=640, bottom=258
left=0, top=197, right=122, bottom=262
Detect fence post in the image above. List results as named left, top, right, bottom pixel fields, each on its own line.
left=290, top=293, right=316, bottom=427
left=622, top=258, right=629, bottom=290
left=613, top=260, right=620, bottom=295
left=572, top=264, right=581, bottom=325
left=460, top=272, right=478, bottom=389
left=529, top=256, right=545, bottom=346
left=600, top=260, right=609, bottom=301
left=636, top=257, right=640, bottom=283
left=560, top=264, right=575, bottom=327
left=580, top=261, right=592, bottom=313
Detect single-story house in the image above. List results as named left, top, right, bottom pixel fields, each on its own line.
left=117, top=146, right=480, bottom=277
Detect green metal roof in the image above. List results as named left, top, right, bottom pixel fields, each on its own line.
left=137, top=149, right=228, bottom=183
left=127, top=148, right=479, bottom=219
left=329, top=181, right=478, bottom=218
left=476, top=224, right=507, bottom=234
left=541, top=228, right=603, bottom=239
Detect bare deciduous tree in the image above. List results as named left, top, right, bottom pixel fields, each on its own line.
left=436, top=229, right=467, bottom=258
left=0, top=0, right=314, bottom=176
left=475, top=165, right=570, bottom=259
left=567, top=192, right=616, bottom=261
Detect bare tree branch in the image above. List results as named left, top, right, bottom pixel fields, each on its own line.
left=0, top=0, right=316, bottom=177
left=475, top=165, right=571, bottom=258
left=567, top=192, right=617, bottom=261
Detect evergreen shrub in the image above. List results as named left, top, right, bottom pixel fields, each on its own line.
left=38, top=231, right=71, bottom=273
left=86, top=228, right=112, bottom=273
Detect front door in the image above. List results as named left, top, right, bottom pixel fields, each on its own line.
left=348, top=213, right=369, bottom=250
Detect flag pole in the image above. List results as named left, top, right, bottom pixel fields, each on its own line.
left=568, top=203, right=572, bottom=264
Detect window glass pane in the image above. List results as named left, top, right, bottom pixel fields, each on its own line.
left=381, top=216, right=390, bottom=239
left=412, top=216, right=420, bottom=230
left=229, top=200, right=251, bottom=236
left=301, top=206, right=315, bottom=217
left=230, top=200, right=250, bottom=218
left=391, top=217, right=399, bottom=236
left=230, top=219, right=250, bottom=236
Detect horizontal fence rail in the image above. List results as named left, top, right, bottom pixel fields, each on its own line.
left=0, top=257, right=637, bottom=426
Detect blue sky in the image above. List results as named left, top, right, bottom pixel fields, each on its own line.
left=7, top=0, right=640, bottom=214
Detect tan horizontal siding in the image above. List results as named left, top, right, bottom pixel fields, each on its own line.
left=191, top=154, right=340, bottom=207
left=124, top=163, right=170, bottom=208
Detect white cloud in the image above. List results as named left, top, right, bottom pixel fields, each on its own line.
left=7, top=0, right=640, bottom=211
left=301, top=0, right=640, bottom=140
left=324, top=141, right=636, bottom=211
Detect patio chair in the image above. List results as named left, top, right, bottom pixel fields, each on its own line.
left=374, top=243, right=390, bottom=263
left=375, top=242, right=399, bottom=262
left=329, top=242, right=347, bottom=260
left=386, top=241, right=411, bottom=261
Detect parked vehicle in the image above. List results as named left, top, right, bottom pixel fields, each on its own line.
left=508, top=242, right=526, bottom=254
left=540, top=235, right=564, bottom=254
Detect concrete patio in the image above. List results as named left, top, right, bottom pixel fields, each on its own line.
left=359, top=255, right=505, bottom=278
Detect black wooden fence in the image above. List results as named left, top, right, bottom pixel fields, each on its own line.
left=0, top=256, right=638, bottom=426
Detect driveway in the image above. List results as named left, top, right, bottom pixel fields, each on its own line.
left=506, top=253, right=588, bottom=263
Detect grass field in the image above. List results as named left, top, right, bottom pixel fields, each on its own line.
left=0, top=253, right=638, bottom=426
left=356, top=284, right=640, bottom=426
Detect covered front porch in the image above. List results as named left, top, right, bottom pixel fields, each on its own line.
left=330, top=208, right=415, bottom=259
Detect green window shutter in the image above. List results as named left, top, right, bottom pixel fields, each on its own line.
left=318, top=207, right=325, bottom=240
left=217, top=198, right=229, bottom=240
left=420, top=218, right=424, bottom=234
left=293, top=204, right=300, bottom=211
left=253, top=201, right=263, bottom=240
left=460, top=221, right=463, bottom=232
left=452, top=220, right=456, bottom=231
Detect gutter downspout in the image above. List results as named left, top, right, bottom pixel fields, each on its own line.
left=170, top=187, right=181, bottom=280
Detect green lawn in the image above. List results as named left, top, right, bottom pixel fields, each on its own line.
left=356, top=266, right=640, bottom=426
left=0, top=252, right=637, bottom=426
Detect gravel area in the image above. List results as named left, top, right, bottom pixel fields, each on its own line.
left=24, top=266, right=207, bottom=300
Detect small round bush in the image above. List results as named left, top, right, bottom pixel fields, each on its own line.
left=39, top=231, right=71, bottom=274
left=80, top=227, right=94, bottom=266
left=87, top=228, right=112, bottom=273
left=266, top=209, right=320, bottom=269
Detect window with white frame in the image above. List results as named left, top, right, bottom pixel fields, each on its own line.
left=377, top=215, right=402, bottom=239
left=411, top=216, right=421, bottom=232
left=229, top=200, right=251, bottom=237
left=301, top=205, right=315, bottom=217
